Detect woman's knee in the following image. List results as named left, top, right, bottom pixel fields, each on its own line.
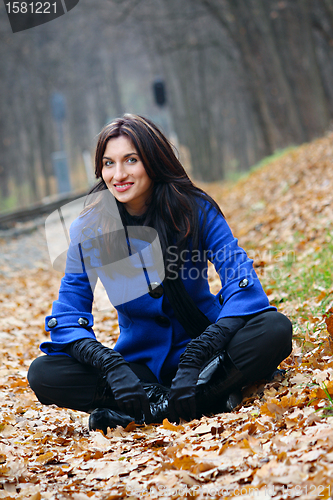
left=27, top=356, right=56, bottom=404
left=261, top=311, right=293, bottom=354
left=28, top=354, right=102, bottom=411
left=28, top=354, right=75, bottom=394
left=28, top=356, right=47, bottom=394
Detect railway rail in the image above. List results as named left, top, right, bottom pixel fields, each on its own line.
left=0, top=190, right=89, bottom=240
left=0, top=190, right=88, bottom=231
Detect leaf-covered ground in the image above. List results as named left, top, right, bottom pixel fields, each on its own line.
left=1, top=133, right=333, bottom=499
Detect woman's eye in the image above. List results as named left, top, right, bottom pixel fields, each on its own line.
left=104, top=161, right=113, bottom=167
left=127, top=157, right=137, bottom=164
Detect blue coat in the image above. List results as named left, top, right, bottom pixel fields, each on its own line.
left=41, top=198, right=275, bottom=383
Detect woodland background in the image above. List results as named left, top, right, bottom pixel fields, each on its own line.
left=1, top=0, right=333, bottom=210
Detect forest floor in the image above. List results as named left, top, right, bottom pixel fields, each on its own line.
left=1, top=133, right=333, bottom=499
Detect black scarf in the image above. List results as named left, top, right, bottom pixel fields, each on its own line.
left=123, top=210, right=211, bottom=339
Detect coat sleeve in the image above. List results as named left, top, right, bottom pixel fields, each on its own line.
left=40, top=218, right=98, bottom=355
left=200, top=200, right=276, bottom=319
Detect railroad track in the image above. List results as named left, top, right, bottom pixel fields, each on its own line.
left=0, top=190, right=88, bottom=233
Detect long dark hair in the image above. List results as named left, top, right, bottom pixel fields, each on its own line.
left=88, top=114, right=223, bottom=277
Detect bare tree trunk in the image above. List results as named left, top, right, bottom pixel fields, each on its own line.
left=298, top=0, right=330, bottom=136
left=199, top=0, right=276, bottom=154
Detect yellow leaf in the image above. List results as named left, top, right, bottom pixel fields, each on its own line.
left=172, top=455, right=197, bottom=471
left=30, top=493, right=41, bottom=500
left=36, top=451, right=56, bottom=465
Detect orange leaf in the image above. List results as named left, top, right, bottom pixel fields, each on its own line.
left=310, top=380, right=333, bottom=399
left=36, top=451, right=56, bottom=465
left=123, top=421, right=137, bottom=432
left=325, top=317, right=333, bottom=336
left=172, top=455, right=197, bottom=471
left=280, top=395, right=297, bottom=409
left=260, top=401, right=281, bottom=417
left=324, top=309, right=333, bottom=337
left=162, top=419, right=184, bottom=432
left=315, top=291, right=327, bottom=302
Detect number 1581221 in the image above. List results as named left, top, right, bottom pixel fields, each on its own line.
left=5, top=2, right=57, bottom=14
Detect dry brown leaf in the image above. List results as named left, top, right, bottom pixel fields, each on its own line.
left=162, top=419, right=184, bottom=432
left=35, top=451, right=56, bottom=465
left=310, top=380, right=333, bottom=399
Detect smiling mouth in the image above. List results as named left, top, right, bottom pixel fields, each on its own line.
left=113, top=183, right=134, bottom=191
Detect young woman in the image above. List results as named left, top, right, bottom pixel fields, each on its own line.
left=28, top=114, right=292, bottom=432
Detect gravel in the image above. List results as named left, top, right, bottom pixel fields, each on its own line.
left=0, top=220, right=52, bottom=276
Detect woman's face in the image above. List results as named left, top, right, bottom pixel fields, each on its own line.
left=101, top=135, right=153, bottom=216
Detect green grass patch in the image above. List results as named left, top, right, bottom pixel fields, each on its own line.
left=259, top=231, right=333, bottom=345
left=249, top=146, right=297, bottom=173
left=225, top=146, right=297, bottom=184
left=263, top=235, right=333, bottom=305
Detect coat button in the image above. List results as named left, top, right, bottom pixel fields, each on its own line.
left=154, top=315, right=170, bottom=327
left=47, top=318, right=58, bottom=328
left=239, top=278, right=249, bottom=288
left=78, top=317, right=89, bottom=326
left=148, top=282, right=164, bottom=299
left=219, top=294, right=224, bottom=305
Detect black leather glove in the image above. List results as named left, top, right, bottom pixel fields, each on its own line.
left=169, top=366, right=199, bottom=422
left=169, top=316, right=246, bottom=422
left=105, top=363, right=151, bottom=421
left=64, top=338, right=151, bottom=422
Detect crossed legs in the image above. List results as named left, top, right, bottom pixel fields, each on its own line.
left=28, top=311, right=292, bottom=418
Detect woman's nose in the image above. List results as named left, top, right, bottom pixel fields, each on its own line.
left=114, top=163, right=128, bottom=181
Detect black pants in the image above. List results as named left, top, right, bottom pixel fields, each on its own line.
left=28, top=311, right=292, bottom=414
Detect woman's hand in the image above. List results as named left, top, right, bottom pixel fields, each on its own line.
left=169, top=366, right=200, bottom=422
left=64, top=338, right=152, bottom=422
left=169, top=317, right=247, bottom=422
left=106, top=365, right=151, bottom=422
